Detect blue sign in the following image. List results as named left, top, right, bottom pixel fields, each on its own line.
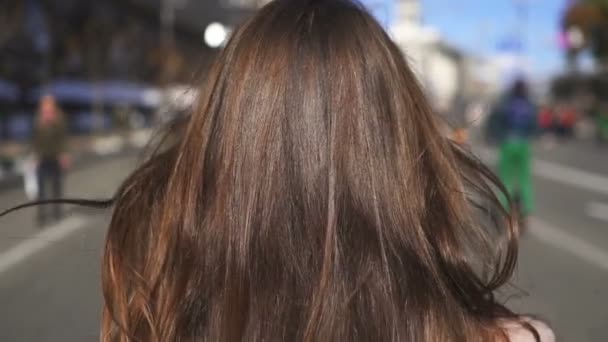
left=359, top=0, right=395, bottom=29
left=497, top=36, right=523, bottom=53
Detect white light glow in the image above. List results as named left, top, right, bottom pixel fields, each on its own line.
left=204, top=22, right=228, bottom=48
left=567, top=27, right=585, bottom=49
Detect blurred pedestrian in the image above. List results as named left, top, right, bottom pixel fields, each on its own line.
left=538, top=104, right=557, bottom=150
left=555, top=103, right=577, bottom=139
left=495, top=79, right=537, bottom=219
left=538, top=104, right=554, bottom=134
left=449, top=96, right=470, bottom=145
left=597, top=102, right=608, bottom=144
left=32, top=95, right=68, bottom=225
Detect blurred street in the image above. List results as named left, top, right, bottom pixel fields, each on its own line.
left=0, top=141, right=605, bottom=341
left=0, top=154, right=135, bottom=341
left=497, top=140, right=608, bottom=342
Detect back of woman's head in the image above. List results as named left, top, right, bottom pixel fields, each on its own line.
left=103, top=0, right=529, bottom=341
left=512, top=79, right=529, bottom=99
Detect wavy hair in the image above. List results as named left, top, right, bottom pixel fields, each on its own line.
left=10, top=0, right=538, bottom=341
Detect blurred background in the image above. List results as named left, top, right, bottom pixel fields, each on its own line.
left=0, top=0, right=606, bottom=340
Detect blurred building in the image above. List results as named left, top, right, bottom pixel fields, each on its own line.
left=391, top=0, right=463, bottom=114
left=0, top=0, right=257, bottom=86
left=396, top=0, right=422, bottom=24
left=466, top=53, right=504, bottom=94
left=0, top=0, right=258, bottom=140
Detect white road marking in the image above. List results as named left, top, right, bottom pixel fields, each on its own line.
left=0, top=216, right=89, bottom=276
left=92, top=135, right=125, bottom=156
left=479, top=148, right=608, bottom=196
left=529, top=217, right=608, bottom=272
left=535, top=160, right=608, bottom=197
left=586, top=202, right=608, bottom=223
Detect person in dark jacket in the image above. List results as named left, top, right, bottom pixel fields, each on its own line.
left=32, top=95, right=68, bottom=225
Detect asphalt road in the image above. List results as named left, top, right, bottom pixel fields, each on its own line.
left=0, top=139, right=606, bottom=341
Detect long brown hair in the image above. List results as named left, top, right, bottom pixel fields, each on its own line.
left=102, top=0, right=534, bottom=340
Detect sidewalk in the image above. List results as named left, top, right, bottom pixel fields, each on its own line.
left=0, top=129, right=152, bottom=191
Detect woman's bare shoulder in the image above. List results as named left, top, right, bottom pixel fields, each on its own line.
left=504, top=319, right=556, bottom=342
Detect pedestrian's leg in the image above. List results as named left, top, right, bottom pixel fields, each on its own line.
left=519, top=142, right=534, bottom=215
left=51, top=160, right=63, bottom=220
left=600, top=116, right=608, bottom=142
left=498, top=142, right=515, bottom=211
left=37, top=161, right=48, bottom=226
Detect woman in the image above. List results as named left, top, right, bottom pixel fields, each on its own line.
left=8, top=0, right=552, bottom=340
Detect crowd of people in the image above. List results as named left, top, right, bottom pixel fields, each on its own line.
left=536, top=101, right=608, bottom=143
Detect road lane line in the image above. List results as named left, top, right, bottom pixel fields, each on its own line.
left=535, top=160, right=608, bottom=197
left=586, top=202, right=608, bottom=223
left=479, top=148, right=608, bottom=196
left=0, top=216, right=89, bottom=276
left=529, top=217, right=608, bottom=272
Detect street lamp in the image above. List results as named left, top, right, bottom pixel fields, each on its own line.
left=204, top=22, right=229, bottom=48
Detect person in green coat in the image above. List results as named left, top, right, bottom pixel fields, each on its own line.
left=491, top=80, right=538, bottom=217
left=597, top=103, right=608, bottom=143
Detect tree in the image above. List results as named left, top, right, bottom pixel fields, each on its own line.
left=563, top=1, right=608, bottom=68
